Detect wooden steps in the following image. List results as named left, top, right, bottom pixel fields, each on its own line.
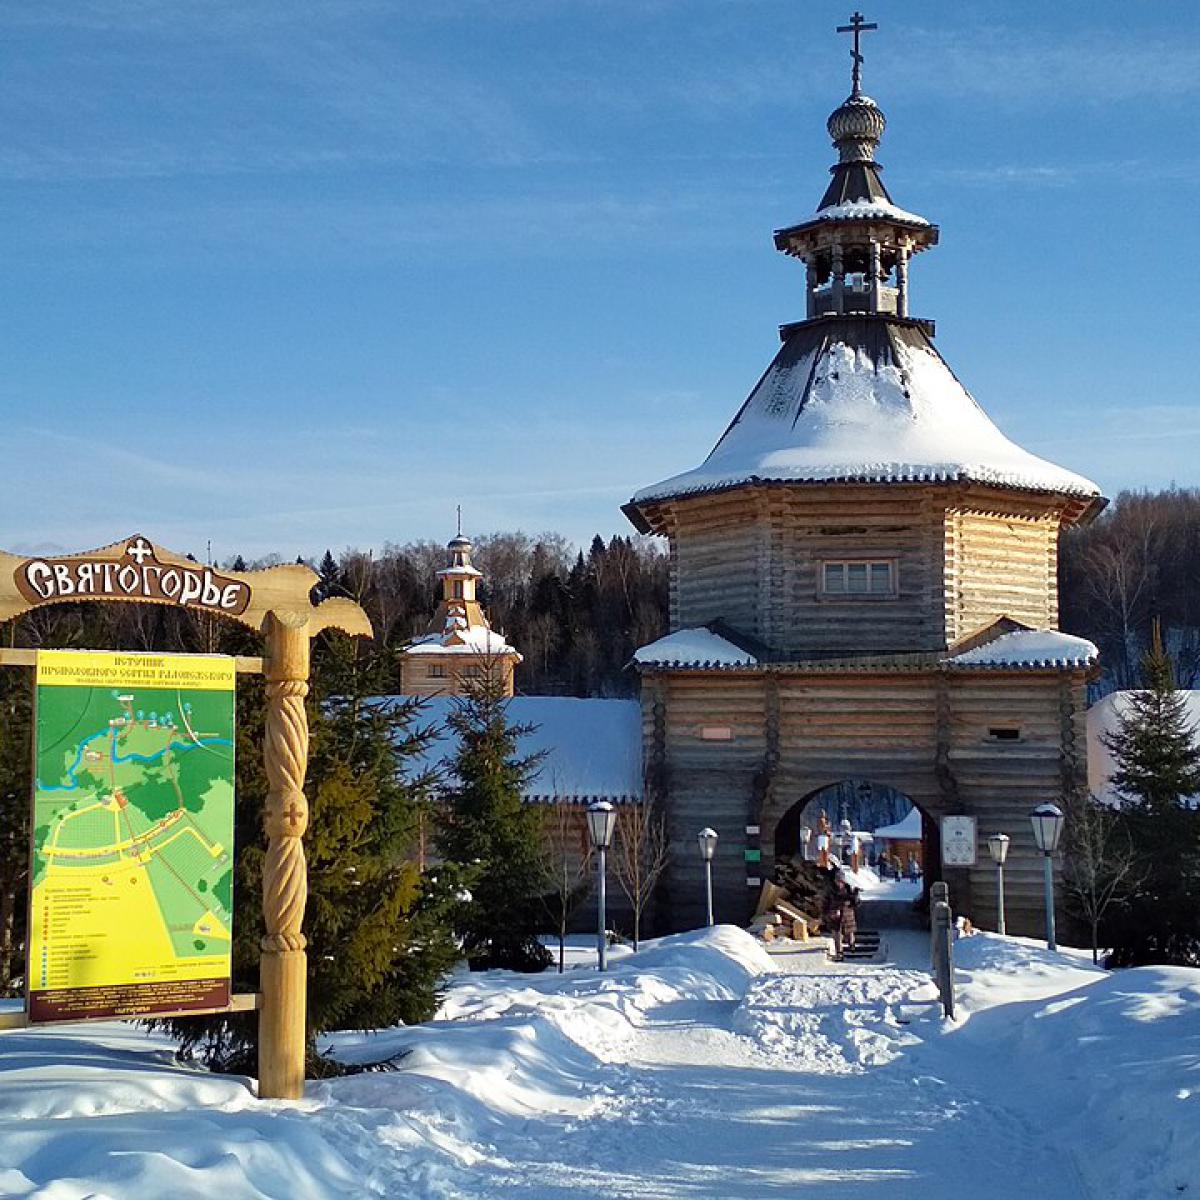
left=841, top=929, right=882, bottom=961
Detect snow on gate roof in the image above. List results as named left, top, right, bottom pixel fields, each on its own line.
left=630, top=317, right=1102, bottom=518
left=382, top=694, right=644, bottom=804
left=943, top=629, right=1099, bottom=671
left=632, top=627, right=759, bottom=669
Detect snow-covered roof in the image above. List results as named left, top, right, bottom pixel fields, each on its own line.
left=389, top=695, right=644, bottom=804
left=633, top=627, right=758, bottom=669
left=811, top=198, right=930, bottom=227
left=872, top=807, right=923, bottom=840
left=945, top=630, right=1099, bottom=671
left=630, top=319, right=1102, bottom=516
left=403, top=625, right=521, bottom=658
left=1087, top=690, right=1200, bottom=807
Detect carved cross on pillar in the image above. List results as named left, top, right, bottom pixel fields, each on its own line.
left=836, top=11, right=878, bottom=96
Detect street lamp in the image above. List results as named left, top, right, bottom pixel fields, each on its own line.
left=798, top=825, right=812, bottom=862
left=697, top=827, right=719, bottom=927
left=587, top=801, right=618, bottom=971
left=1029, top=804, right=1065, bottom=951
left=986, top=833, right=1010, bottom=936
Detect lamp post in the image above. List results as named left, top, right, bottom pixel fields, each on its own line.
left=1029, top=804, right=1065, bottom=951
left=986, top=833, right=1010, bottom=936
left=587, top=801, right=618, bottom=971
left=697, top=827, right=719, bottom=927
left=798, top=825, right=812, bottom=863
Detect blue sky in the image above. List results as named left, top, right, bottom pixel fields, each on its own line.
left=2, top=1, right=1197, bottom=560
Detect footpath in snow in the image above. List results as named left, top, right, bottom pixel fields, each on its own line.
left=0, top=927, right=1197, bottom=1199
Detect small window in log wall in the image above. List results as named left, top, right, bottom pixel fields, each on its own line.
left=698, top=725, right=734, bottom=741
left=821, top=559, right=896, bottom=597
left=427, top=664, right=447, bottom=678
left=988, top=725, right=1022, bottom=742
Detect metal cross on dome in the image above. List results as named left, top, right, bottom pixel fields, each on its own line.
left=836, top=11, right=878, bottom=96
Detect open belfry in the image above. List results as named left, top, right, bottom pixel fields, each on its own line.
left=625, top=16, right=1106, bottom=935
left=398, top=526, right=522, bottom=697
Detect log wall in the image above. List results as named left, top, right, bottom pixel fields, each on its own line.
left=944, top=497, right=1061, bottom=642
left=669, top=492, right=764, bottom=638
left=665, top=483, right=1071, bottom=657
left=398, top=655, right=516, bottom=698
left=645, top=665, right=1088, bottom=939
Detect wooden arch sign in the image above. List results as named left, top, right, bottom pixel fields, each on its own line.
left=0, top=534, right=373, bottom=1100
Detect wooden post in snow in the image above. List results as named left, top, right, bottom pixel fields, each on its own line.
left=259, top=613, right=312, bottom=1100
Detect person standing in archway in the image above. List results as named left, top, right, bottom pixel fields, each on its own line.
left=822, top=874, right=844, bottom=959
left=840, top=878, right=859, bottom=955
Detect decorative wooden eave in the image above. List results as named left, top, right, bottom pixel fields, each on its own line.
left=0, top=533, right=372, bottom=639
left=624, top=477, right=1106, bottom=541
left=634, top=648, right=1097, bottom=678
left=773, top=216, right=939, bottom=260
left=777, top=312, right=935, bottom=342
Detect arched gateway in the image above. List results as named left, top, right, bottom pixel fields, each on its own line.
left=773, top=779, right=915, bottom=863
left=0, top=534, right=372, bottom=1099
left=625, top=21, right=1103, bottom=938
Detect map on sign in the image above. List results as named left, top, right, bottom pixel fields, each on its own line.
left=29, top=651, right=236, bottom=1023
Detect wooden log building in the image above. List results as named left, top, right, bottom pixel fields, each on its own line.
left=622, top=33, right=1106, bottom=936
left=399, top=530, right=522, bottom=698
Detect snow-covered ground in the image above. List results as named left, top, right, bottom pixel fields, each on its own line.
left=840, top=864, right=922, bottom=900
left=1, top=927, right=1196, bottom=1199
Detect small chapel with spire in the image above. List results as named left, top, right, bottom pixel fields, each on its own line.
left=398, top=523, right=522, bottom=698
left=624, top=15, right=1105, bottom=936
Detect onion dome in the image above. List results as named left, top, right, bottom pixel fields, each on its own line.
left=827, top=92, right=887, bottom=163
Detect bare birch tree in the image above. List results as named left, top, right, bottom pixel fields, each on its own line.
left=1062, top=790, right=1144, bottom=964
left=612, top=797, right=671, bottom=950
left=538, top=800, right=593, bottom=973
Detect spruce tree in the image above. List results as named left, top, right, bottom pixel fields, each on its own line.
left=1103, top=621, right=1200, bottom=966
left=439, top=675, right=551, bottom=972
left=315, top=550, right=342, bottom=601
left=161, top=632, right=460, bottom=1073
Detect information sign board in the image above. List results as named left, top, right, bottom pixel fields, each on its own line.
left=940, top=815, right=978, bottom=867
left=28, top=650, right=236, bottom=1023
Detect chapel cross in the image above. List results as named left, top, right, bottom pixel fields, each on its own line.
left=836, top=11, right=878, bottom=96
left=127, top=536, right=153, bottom=565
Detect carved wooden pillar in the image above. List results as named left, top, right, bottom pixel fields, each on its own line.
left=259, top=612, right=311, bottom=1100
left=868, top=239, right=882, bottom=312
left=806, top=259, right=819, bottom=318
left=896, top=244, right=910, bottom=317
left=831, top=243, right=845, bottom=314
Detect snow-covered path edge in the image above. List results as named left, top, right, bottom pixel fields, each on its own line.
left=0, top=927, right=1196, bottom=1199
